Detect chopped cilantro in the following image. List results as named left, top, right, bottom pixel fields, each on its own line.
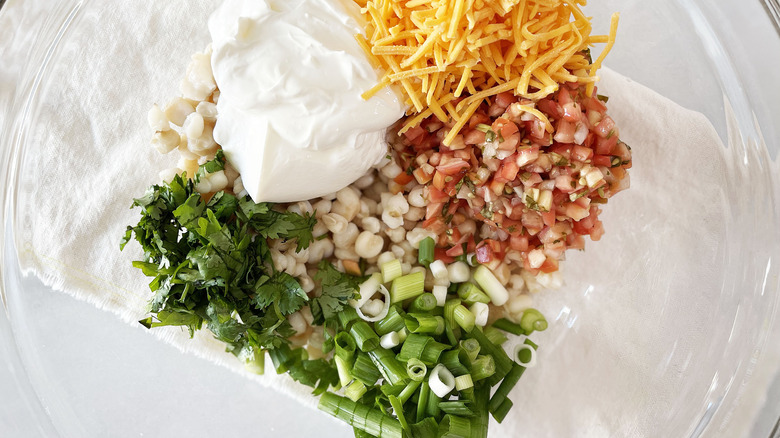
left=310, top=261, right=360, bottom=325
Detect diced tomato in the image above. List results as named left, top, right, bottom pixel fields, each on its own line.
left=413, top=167, right=433, bottom=184
left=595, top=116, right=616, bottom=138
left=434, top=247, right=456, bottom=264
left=428, top=186, right=449, bottom=203
left=553, top=119, right=576, bottom=143
left=509, top=234, right=529, bottom=251
left=495, top=91, right=516, bottom=109
left=594, top=134, right=618, bottom=155
left=592, top=155, right=612, bottom=167
left=445, top=244, right=464, bottom=257
left=432, top=171, right=446, bottom=190
left=541, top=211, right=556, bottom=227
left=393, top=171, right=414, bottom=186
left=464, top=129, right=486, bottom=145
left=437, top=157, right=471, bottom=176
left=494, top=158, right=520, bottom=183
left=539, top=256, right=559, bottom=273
left=571, top=145, right=593, bottom=162
left=425, top=202, right=445, bottom=220
left=404, top=125, right=426, bottom=142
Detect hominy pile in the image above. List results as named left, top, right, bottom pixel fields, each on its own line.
left=145, top=46, right=556, bottom=357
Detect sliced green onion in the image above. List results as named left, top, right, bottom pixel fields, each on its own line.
left=469, top=302, right=489, bottom=327
left=335, top=354, right=354, bottom=387
left=356, top=284, right=391, bottom=323
left=390, top=271, right=425, bottom=303
left=472, top=383, right=490, bottom=438
left=488, top=363, right=527, bottom=415
left=398, top=379, right=422, bottom=405
left=405, top=314, right=445, bottom=335
left=454, top=374, right=473, bottom=391
left=268, top=344, right=297, bottom=374
left=441, top=350, right=469, bottom=376
left=409, top=418, right=439, bottom=438
left=519, top=308, right=548, bottom=334
left=388, top=395, right=410, bottom=433
left=369, top=347, right=409, bottom=386
left=420, top=340, right=450, bottom=365
left=335, top=331, right=357, bottom=361
left=350, top=321, right=380, bottom=352
left=491, top=318, right=526, bottom=336
left=346, top=380, right=368, bottom=402
left=439, top=400, right=476, bottom=417
left=458, top=339, right=480, bottom=363
left=353, top=272, right=383, bottom=308
left=443, top=298, right=462, bottom=328
left=453, top=305, right=476, bottom=332
left=352, top=427, right=375, bottom=438
left=490, top=398, right=513, bottom=423
left=514, top=343, right=537, bottom=367
left=352, top=352, right=382, bottom=386
left=438, top=414, right=472, bottom=438
left=339, top=306, right=361, bottom=330
left=397, top=333, right=430, bottom=362
left=428, top=364, right=456, bottom=398
left=239, top=348, right=265, bottom=375
left=406, top=358, right=428, bottom=382
left=379, top=331, right=401, bottom=349
left=418, top=236, right=435, bottom=266
left=445, top=323, right=460, bottom=347
left=426, top=389, right=441, bottom=418
left=482, top=325, right=507, bottom=346
left=472, top=265, right=509, bottom=306
left=456, top=283, right=490, bottom=304
left=470, top=355, right=496, bottom=382
left=432, top=285, right=448, bottom=307
left=417, top=381, right=431, bottom=423
left=468, top=327, right=513, bottom=386
left=318, top=392, right=404, bottom=438
left=408, top=293, right=438, bottom=313
left=381, top=259, right=403, bottom=283
left=375, top=305, right=406, bottom=336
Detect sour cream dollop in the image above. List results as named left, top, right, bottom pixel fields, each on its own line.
left=208, top=0, right=405, bottom=202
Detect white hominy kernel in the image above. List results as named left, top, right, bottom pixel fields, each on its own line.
left=354, top=172, right=375, bottom=189
left=159, top=168, right=178, bottom=183
left=183, top=112, right=205, bottom=139
left=308, top=329, right=325, bottom=352
left=321, top=192, right=337, bottom=201
left=322, top=213, right=348, bottom=234
left=211, top=89, right=220, bottom=104
left=207, top=170, right=229, bottom=192
left=334, top=247, right=360, bottom=261
left=308, top=239, right=334, bottom=264
left=387, top=181, right=404, bottom=194
left=355, top=231, right=384, bottom=259
left=151, top=129, right=179, bottom=154
left=410, top=266, right=426, bottom=276
left=385, top=226, right=406, bottom=244
left=181, top=51, right=216, bottom=101
left=333, top=223, right=359, bottom=248
left=362, top=198, right=378, bottom=216
left=177, top=138, right=198, bottom=160
left=408, top=186, right=427, bottom=208
left=390, top=244, right=405, bottom=260
left=164, top=97, right=195, bottom=127
left=299, top=275, right=315, bottom=294
left=194, top=178, right=212, bottom=194
left=508, top=274, right=525, bottom=294
left=148, top=104, right=170, bottom=131
left=284, top=255, right=298, bottom=275
left=382, top=210, right=405, bottom=229
left=197, top=155, right=212, bottom=165
left=493, top=262, right=511, bottom=286
left=196, top=101, right=218, bottom=121
left=312, top=221, right=328, bottom=238
left=361, top=217, right=381, bottom=234
left=288, top=312, right=307, bottom=335
left=447, top=262, right=471, bottom=283
left=287, top=203, right=303, bottom=215
left=521, top=270, right=541, bottom=294
left=294, top=261, right=308, bottom=277
left=233, top=176, right=245, bottom=196
left=312, top=199, right=332, bottom=217
left=223, top=163, right=239, bottom=184
left=296, top=201, right=313, bottom=215
left=292, top=247, right=310, bottom=263
left=300, top=306, right=314, bottom=325
left=404, top=206, right=425, bottom=222
left=377, top=251, right=395, bottom=267
left=188, top=125, right=217, bottom=155
left=380, top=161, right=403, bottom=179
left=236, top=189, right=248, bottom=199
left=403, top=220, right=418, bottom=231
left=406, top=227, right=437, bottom=249
left=331, top=199, right=359, bottom=222
left=177, top=157, right=199, bottom=179
left=385, top=193, right=410, bottom=215
left=400, top=262, right=412, bottom=275
left=506, top=294, right=534, bottom=315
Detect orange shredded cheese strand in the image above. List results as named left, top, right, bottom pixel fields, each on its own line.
left=359, top=0, right=618, bottom=144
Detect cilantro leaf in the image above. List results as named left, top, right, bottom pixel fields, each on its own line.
left=310, top=261, right=360, bottom=325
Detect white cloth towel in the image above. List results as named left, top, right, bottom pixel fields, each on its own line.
left=3, top=0, right=778, bottom=436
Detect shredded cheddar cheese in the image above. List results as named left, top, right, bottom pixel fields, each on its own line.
left=355, top=0, right=619, bottom=145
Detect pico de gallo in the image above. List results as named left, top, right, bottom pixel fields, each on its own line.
left=391, top=81, right=632, bottom=275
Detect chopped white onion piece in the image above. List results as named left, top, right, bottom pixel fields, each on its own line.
left=469, top=302, right=489, bottom=327
left=379, top=331, right=401, bottom=349
left=428, top=364, right=455, bottom=398
left=361, top=299, right=385, bottom=317
left=447, top=261, right=470, bottom=283
left=473, top=265, right=509, bottom=306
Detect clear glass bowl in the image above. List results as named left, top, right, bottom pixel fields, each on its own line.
left=2, top=0, right=779, bottom=437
